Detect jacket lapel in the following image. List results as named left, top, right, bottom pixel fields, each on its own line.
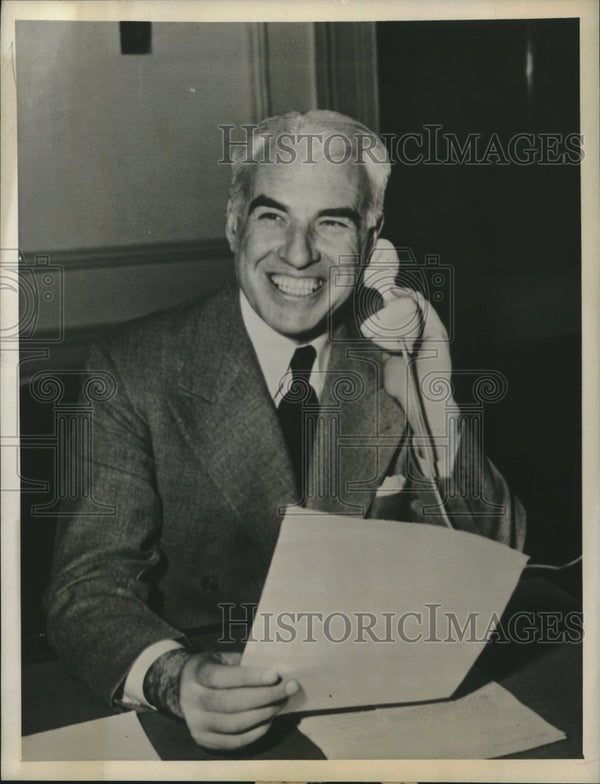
left=166, top=290, right=297, bottom=535
left=306, top=325, right=407, bottom=517
left=166, top=290, right=406, bottom=524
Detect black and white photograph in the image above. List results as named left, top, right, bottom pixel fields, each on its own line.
left=1, top=0, right=598, bottom=780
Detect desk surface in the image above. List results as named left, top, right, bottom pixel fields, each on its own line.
left=22, top=576, right=582, bottom=760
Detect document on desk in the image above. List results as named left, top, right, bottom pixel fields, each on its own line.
left=22, top=711, right=160, bottom=761
left=298, top=680, right=566, bottom=758
left=242, top=510, right=528, bottom=714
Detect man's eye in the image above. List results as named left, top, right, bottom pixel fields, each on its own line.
left=257, top=211, right=284, bottom=222
left=319, top=218, right=353, bottom=230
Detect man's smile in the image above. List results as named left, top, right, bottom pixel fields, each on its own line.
left=229, top=153, right=366, bottom=333
left=268, top=273, right=325, bottom=298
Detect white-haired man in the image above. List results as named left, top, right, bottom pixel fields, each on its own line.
left=46, top=110, right=525, bottom=751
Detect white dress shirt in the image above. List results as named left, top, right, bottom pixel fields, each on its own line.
left=122, top=291, right=331, bottom=709
left=239, top=291, right=331, bottom=403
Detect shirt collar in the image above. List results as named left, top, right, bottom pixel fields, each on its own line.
left=239, top=291, right=330, bottom=402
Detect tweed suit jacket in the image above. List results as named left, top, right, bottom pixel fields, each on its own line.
left=46, top=285, right=526, bottom=705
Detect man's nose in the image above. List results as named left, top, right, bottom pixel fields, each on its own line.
left=281, top=225, right=319, bottom=268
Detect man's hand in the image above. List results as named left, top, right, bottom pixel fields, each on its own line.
left=361, top=239, right=457, bottom=475
left=144, top=648, right=298, bottom=751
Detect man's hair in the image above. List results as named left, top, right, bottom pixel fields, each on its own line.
left=228, top=110, right=391, bottom=227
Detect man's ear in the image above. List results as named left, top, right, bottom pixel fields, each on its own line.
left=225, top=200, right=239, bottom=253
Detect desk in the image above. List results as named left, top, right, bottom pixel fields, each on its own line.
left=22, top=576, right=582, bottom=760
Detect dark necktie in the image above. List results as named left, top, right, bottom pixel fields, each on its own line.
left=277, top=345, right=319, bottom=493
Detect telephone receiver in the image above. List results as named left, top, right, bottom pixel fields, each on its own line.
left=359, top=238, right=425, bottom=354
left=358, top=239, right=450, bottom=496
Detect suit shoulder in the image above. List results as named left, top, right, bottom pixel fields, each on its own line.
left=89, top=285, right=239, bottom=378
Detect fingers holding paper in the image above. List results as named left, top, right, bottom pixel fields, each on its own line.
left=179, top=651, right=299, bottom=750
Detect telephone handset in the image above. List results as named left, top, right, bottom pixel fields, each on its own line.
left=358, top=239, right=453, bottom=526
left=359, top=238, right=426, bottom=355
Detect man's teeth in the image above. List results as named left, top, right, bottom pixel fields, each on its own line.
left=270, top=274, right=324, bottom=297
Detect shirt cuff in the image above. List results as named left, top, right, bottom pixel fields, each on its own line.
left=122, top=639, right=185, bottom=710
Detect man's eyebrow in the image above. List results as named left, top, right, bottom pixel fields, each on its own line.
left=247, top=195, right=288, bottom=215
left=247, top=197, right=361, bottom=227
left=317, top=207, right=362, bottom=227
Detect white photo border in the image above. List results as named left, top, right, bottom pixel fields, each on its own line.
left=2, top=1, right=598, bottom=781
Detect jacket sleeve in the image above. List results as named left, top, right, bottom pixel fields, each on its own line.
left=440, top=426, right=527, bottom=551
left=429, top=414, right=527, bottom=550
left=45, top=341, right=186, bottom=707
left=370, top=417, right=527, bottom=551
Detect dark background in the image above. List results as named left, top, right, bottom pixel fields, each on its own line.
left=377, top=19, right=581, bottom=567
left=20, top=19, right=581, bottom=662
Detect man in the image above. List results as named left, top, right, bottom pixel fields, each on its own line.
left=46, top=110, right=525, bottom=751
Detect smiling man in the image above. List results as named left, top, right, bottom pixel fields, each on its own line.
left=46, top=110, right=525, bottom=752
left=226, top=124, right=376, bottom=340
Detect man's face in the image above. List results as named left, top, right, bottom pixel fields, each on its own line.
left=227, top=155, right=375, bottom=339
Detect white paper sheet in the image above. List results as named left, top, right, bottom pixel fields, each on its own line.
left=298, top=680, right=566, bottom=759
left=22, top=710, right=160, bottom=761
left=242, top=509, right=529, bottom=713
